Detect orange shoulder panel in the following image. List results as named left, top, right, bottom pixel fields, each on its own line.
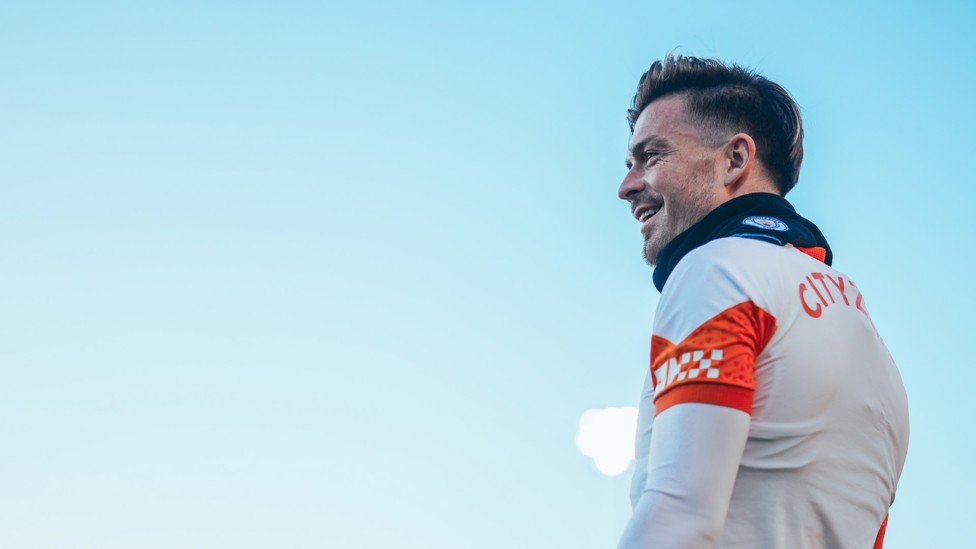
left=650, top=301, right=776, bottom=415
left=796, top=246, right=827, bottom=263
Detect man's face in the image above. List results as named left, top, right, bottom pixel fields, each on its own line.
left=619, top=96, right=726, bottom=266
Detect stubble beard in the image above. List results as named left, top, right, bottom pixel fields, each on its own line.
left=642, top=214, right=678, bottom=267
left=642, top=183, right=715, bottom=267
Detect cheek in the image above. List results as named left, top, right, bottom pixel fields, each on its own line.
left=646, top=165, right=685, bottom=196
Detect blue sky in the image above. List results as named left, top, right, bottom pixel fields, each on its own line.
left=1, top=1, right=973, bottom=547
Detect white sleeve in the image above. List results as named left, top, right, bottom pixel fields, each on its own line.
left=630, top=369, right=656, bottom=508
left=618, top=403, right=750, bottom=549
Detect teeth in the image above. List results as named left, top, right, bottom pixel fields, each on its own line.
left=640, top=209, right=658, bottom=222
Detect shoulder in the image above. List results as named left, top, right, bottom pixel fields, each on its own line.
left=664, top=237, right=820, bottom=297
left=672, top=237, right=788, bottom=279
left=660, top=237, right=780, bottom=304
left=655, top=238, right=793, bottom=341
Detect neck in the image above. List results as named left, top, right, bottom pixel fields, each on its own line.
left=725, top=176, right=781, bottom=201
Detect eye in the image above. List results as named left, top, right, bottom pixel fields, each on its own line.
left=643, top=151, right=660, bottom=167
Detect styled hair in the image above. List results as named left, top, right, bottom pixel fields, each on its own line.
left=628, top=54, right=804, bottom=194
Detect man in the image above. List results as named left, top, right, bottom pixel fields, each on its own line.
left=616, top=55, right=909, bottom=549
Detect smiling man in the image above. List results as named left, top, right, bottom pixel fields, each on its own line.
left=617, top=55, right=909, bottom=549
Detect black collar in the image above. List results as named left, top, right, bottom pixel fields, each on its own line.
left=652, top=192, right=833, bottom=292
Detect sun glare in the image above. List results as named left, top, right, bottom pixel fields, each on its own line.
left=576, top=406, right=638, bottom=476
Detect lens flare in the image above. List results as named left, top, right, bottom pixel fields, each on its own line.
left=576, top=406, right=638, bottom=476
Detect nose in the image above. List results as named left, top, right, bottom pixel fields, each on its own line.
left=618, top=168, right=644, bottom=202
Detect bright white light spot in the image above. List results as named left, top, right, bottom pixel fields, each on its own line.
left=576, top=406, right=638, bottom=476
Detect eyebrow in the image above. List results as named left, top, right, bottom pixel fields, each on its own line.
left=625, top=135, right=671, bottom=168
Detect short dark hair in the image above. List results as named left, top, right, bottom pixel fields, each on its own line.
left=628, top=54, right=804, bottom=194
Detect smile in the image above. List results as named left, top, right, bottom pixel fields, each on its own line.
left=634, top=205, right=661, bottom=223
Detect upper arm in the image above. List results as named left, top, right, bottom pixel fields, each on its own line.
left=650, top=243, right=776, bottom=416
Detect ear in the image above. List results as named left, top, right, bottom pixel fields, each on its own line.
left=723, top=133, right=756, bottom=190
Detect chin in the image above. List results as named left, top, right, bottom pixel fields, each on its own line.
left=643, top=242, right=660, bottom=267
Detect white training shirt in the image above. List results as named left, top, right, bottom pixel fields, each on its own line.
left=623, top=237, right=909, bottom=549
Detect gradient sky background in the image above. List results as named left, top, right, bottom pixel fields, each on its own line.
left=1, top=1, right=973, bottom=547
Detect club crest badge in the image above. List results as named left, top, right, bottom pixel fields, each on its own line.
left=742, top=216, right=789, bottom=231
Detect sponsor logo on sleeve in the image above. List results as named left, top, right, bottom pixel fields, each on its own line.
left=653, top=349, right=725, bottom=393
